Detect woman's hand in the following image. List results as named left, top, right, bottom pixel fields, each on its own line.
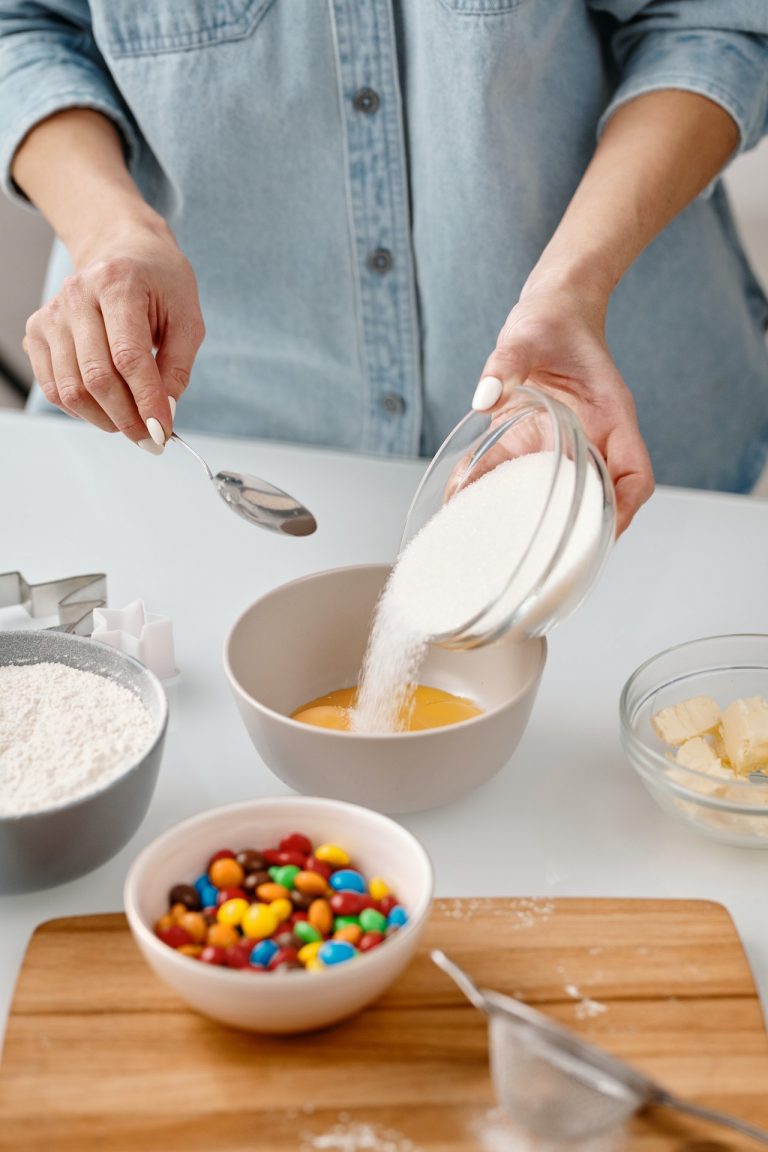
left=24, top=215, right=204, bottom=452
left=473, top=278, right=654, bottom=536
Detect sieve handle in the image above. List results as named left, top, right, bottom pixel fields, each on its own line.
left=655, top=1090, right=768, bottom=1145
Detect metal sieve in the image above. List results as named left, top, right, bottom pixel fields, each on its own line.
left=432, top=950, right=768, bottom=1145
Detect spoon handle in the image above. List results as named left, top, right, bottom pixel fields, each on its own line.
left=654, top=1090, right=768, bottom=1144
left=169, top=432, right=214, bottom=481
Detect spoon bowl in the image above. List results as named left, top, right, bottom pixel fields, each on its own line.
left=170, top=433, right=317, bottom=536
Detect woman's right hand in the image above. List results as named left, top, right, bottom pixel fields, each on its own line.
left=24, top=216, right=205, bottom=453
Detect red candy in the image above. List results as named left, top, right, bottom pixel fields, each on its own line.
left=207, top=848, right=235, bottom=868
left=200, top=945, right=226, bottom=966
left=156, top=924, right=194, bottom=949
left=279, top=832, right=313, bottom=855
left=223, top=944, right=252, bottom=969
left=304, top=856, right=332, bottom=879
left=329, top=892, right=366, bottom=917
left=216, top=886, right=248, bottom=906
left=378, top=895, right=398, bottom=916
left=358, top=932, right=386, bottom=952
left=268, top=947, right=300, bottom=970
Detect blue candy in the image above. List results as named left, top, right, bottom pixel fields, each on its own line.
left=193, top=875, right=218, bottom=910
left=328, top=869, right=366, bottom=894
left=319, top=940, right=358, bottom=966
left=387, top=905, right=408, bottom=928
left=250, top=939, right=279, bottom=968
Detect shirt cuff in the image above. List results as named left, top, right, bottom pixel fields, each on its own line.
left=0, top=70, right=140, bottom=212
left=598, top=29, right=768, bottom=156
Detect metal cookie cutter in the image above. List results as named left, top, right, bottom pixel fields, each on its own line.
left=0, top=571, right=107, bottom=636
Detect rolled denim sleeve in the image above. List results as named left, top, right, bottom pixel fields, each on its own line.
left=0, top=0, right=140, bottom=210
left=591, top=1, right=768, bottom=152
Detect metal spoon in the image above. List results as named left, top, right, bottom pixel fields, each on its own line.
left=432, top=950, right=768, bottom=1144
left=169, top=433, right=317, bottom=537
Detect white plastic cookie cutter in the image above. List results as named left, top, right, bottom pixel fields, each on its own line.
left=92, top=599, right=177, bottom=680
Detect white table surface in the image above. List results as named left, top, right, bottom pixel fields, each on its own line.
left=1, top=412, right=767, bottom=1047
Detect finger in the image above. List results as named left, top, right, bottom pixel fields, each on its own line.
left=604, top=423, right=655, bottom=536
left=25, top=333, right=60, bottom=409
left=472, top=341, right=534, bottom=412
left=48, top=329, right=118, bottom=432
left=100, top=291, right=173, bottom=443
left=71, top=302, right=154, bottom=439
left=155, top=310, right=205, bottom=417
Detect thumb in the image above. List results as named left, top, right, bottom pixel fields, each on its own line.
left=472, top=341, right=534, bottom=412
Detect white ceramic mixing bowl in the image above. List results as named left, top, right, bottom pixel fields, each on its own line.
left=224, top=564, right=546, bottom=813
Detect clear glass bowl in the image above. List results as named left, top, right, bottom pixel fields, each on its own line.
left=400, top=386, right=616, bottom=648
left=620, top=635, right=768, bottom=848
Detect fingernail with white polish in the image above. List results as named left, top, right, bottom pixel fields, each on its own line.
left=472, top=376, right=503, bottom=411
left=168, top=396, right=177, bottom=419
left=146, top=416, right=166, bottom=446
left=138, top=438, right=164, bottom=456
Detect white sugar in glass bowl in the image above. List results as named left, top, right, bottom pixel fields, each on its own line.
left=124, top=796, right=434, bottom=1033
left=620, top=635, right=768, bottom=847
left=399, top=385, right=616, bottom=648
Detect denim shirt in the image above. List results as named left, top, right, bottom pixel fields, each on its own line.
left=2, top=0, right=768, bottom=490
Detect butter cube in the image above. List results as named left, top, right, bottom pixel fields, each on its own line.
left=651, top=696, right=721, bottom=747
left=675, top=737, right=724, bottom=773
left=720, top=696, right=768, bottom=775
left=673, top=737, right=731, bottom=796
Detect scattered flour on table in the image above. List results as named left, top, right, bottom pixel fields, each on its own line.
left=0, top=662, right=154, bottom=815
left=351, top=453, right=602, bottom=733
left=300, top=1120, right=420, bottom=1151
left=564, top=984, right=608, bottom=1020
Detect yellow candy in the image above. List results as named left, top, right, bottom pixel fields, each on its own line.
left=216, top=897, right=249, bottom=927
left=368, top=876, right=390, bottom=901
left=314, top=843, right=350, bottom=867
left=269, top=897, right=293, bottom=924
left=298, top=941, right=323, bottom=965
left=304, top=956, right=325, bottom=971
left=241, top=902, right=279, bottom=940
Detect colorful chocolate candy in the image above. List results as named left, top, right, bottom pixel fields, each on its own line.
left=154, top=833, right=408, bottom=973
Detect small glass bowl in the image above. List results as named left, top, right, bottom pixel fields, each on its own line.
left=620, top=635, right=768, bottom=848
left=400, top=386, right=616, bottom=648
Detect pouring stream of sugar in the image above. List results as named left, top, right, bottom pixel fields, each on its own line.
left=351, top=451, right=603, bottom=734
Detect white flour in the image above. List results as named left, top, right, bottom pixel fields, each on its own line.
left=352, top=452, right=602, bottom=733
left=0, top=662, right=155, bottom=816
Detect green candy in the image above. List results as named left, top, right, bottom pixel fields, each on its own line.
left=271, top=864, right=300, bottom=890
left=359, top=908, right=387, bottom=934
left=333, top=915, right=360, bottom=931
left=293, top=920, right=322, bottom=945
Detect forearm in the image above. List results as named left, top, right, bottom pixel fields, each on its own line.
left=11, top=108, right=167, bottom=266
left=526, top=90, right=740, bottom=303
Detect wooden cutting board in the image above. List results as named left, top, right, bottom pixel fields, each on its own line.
left=1, top=898, right=767, bottom=1152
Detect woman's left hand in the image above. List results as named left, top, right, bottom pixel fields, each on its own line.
left=473, top=279, right=654, bottom=536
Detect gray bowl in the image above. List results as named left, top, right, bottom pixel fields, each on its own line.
left=0, top=631, right=168, bottom=893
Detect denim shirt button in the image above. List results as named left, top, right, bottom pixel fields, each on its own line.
left=353, top=87, right=380, bottom=113
left=367, top=248, right=393, bottom=274
left=380, top=392, right=406, bottom=415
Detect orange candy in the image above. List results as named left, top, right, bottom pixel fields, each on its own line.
left=294, top=870, right=329, bottom=897
left=208, top=857, right=245, bottom=889
left=308, top=898, right=333, bottom=935
left=333, top=924, right=363, bottom=946
left=178, top=911, right=208, bottom=943
left=255, top=882, right=290, bottom=903
left=206, top=922, right=239, bottom=949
